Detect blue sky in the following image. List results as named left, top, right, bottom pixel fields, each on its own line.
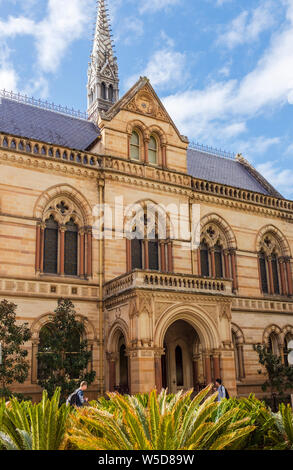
left=0, top=0, right=293, bottom=198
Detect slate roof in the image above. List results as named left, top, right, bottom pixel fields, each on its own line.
left=187, top=148, right=278, bottom=196
left=0, top=98, right=100, bottom=150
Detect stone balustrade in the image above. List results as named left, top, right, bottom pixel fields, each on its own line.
left=104, top=270, right=233, bottom=299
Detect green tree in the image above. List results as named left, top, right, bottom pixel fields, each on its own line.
left=254, top=344, right=293, bottom=398
left=0, top=300, right=31, bottom=398
left=37, top=298, right=95, bottom=400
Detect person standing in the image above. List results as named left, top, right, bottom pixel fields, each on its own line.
left=215, top=378, right=228, bottom=401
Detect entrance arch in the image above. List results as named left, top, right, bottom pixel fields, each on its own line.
left=155, top=304, right=221, bottom=393
left=107, top=322, right=130, bottom=394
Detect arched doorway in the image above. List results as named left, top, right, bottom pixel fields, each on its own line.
left=108, top=329, right=129, bottom=394
left=161, top=320, right=204, bottom=393
left=117, top=336, right=129, bottom=394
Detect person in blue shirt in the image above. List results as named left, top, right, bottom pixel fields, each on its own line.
left=67, top=381, right=88, bottom=407
left=215, top=378, right=226, bottom=402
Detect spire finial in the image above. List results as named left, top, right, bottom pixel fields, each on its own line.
left=87, top=0, right=119, bottom=122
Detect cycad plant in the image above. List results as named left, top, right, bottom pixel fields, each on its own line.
left=268, top=403, right=293, bottom=450
left=0, top=388, right=70, bottom=450
left=66, top=385, right=255, bottom=450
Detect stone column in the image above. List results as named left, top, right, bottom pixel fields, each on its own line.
left=223, top=250, right=230, bottom=279
left=167, top=242, right=173, bottom=272
left=59, top=225, right=66, bottom=275
left=126, top=238, right=131, bottom=272
left=144, top=139, right=149, bottom=164
left=127, top=134, right=131, bottom=159
left=212, top=352, right=221, bottom=381
left=154, top=350, right=163, bottom=392
left=87, top=229, right=92, bottom=277
left=210, top=248, right=216, bottom=278
left=285, top=257, right=293, bottom=296
left=192, top=354, right=200, bottom=391
left=230, top=250, right=238, bottom=291
left=204, top=353, right=212, bottom=385
left=31, top=340, right=39, bottom=384
left=79, top=230, right=85, bottom=277
left=238, top=344, right=245, bottom=380
left=129, top=347, right=156, bottom=394
left=197, top=248, right=201, bottom=276
left=279, top=258, right=287, bottom=295
left=162, top=144, right=167, bottom=168
left=160, top=242, right=166, bottom=272
left=40, top=223, right=45, bottom=273
left=108, top=353, right=118, bottom=392
left=35, top=223, right=41, bottom=272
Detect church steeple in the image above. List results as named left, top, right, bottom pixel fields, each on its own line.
left=87, top=0, right=119, bottom=122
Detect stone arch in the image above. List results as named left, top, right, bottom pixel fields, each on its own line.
left=148, top=124, right=167, bottom=145
left=126, top=119, right=148, bottom=140
left=231, top=323, right=245, bottom=344
left=31, top=312, right=96, bottom=342
left=263, top=324, right=283, bottom=345
left=33, top=184, right=93, bottom=226
left=200, top=213, right=237, bottom=249
left=283, top=325, right=293, bottom=340
left=106, top=318, right=130, bottom=354
left=256, top=225, right=291, bottom=257
left=124, top=198, right=173, bottom=239
left=155, top=303, right=220, bottom=351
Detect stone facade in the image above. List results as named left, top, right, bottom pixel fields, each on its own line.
left=0, top=1, right=292, bottom=401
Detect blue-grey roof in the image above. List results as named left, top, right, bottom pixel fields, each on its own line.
left=187, top=148, right=272, bottom=195
left=0, top=98, right=100, bottom=150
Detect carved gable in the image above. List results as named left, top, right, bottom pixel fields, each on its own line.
left=124, top=85, right=169, bottom=123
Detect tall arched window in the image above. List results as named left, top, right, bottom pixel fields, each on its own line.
left=64, top=218, right=78, bottom=276
left=258, top=232, right=290, bottom=296
left=214, top=243, right=223, bottom=278
left=148, top=136, right=157, bottom=164
left=36, top=197, right=93, bottom=278
left=38, top=323, right=55, bottom=380
left=130, top=131, right=140, bottom=161
left=268, top=332, right=280, bottom=356
left=199, top=222, right=237, bottom=289
left=43, top=216, right=58, bottom=274
left=127, top=206, right=171, bottom=272
left=200, top=241, right=210, bottom=277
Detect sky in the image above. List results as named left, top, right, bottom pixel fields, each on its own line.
left=0, top=0, right=293, bottom=198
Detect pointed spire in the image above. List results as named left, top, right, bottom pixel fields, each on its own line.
left=87, top=0, right=119, bottom=122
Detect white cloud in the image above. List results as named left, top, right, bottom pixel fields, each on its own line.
left=162, top=0, right=293, bottom=142
left=256, top=160, right=293, bottom=197
left=138, top=0, right=180, bottom=14
left=217, top=1, right=275, bottom=49
left=126, top=40, right=187, bottom=90
left=216, top=0, right=233, bottom=5
left=0, top=43, right=18, bottom=91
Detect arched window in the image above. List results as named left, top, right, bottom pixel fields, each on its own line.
left=43, top=216, right=58, bottom=274
left=148, top=136, right=158, bottom=164
left=108, top=85, right=114, bottom=102
left=128, top=207, right=171, bottom=272
left=200, top=241, right=210, bottom=277
left=64, top=218, right=78, bottom=276
left=259, top=250, right=268, bottom=294
left=175, top=345, right=183, bottom=387
left=258, top=232, right=289, bottom=295
left=130, top=131, right=140, bottom=161
left=268, top=332, right=280, bottom=356
left=38, top=323, right=55, bottom=380
left=284, top=333, right=293, bottom=366
left=149, top=237, right=159, bottom=271
left=101, top=82, right=107, bottom=100
left=214, top=243, right=223, bottom=278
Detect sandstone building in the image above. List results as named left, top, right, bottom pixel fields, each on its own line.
left=0, top=0, right=292, bottom=400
